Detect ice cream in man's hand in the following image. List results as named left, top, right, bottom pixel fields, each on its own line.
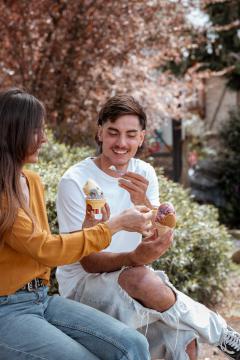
left=154, top=202, right=176, bottom=235
left=83, top=179, right=106, bottom=214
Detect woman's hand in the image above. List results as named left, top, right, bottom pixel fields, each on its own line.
left=82, top=203, right=110, bottom=228
left=106, top=206, right=154, bottom=235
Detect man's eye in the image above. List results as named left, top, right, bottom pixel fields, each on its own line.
left=109, top=132, right=118, bottom=136
left=128, top=134, right=137, bottom=138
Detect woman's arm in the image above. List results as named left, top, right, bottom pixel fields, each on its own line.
left=5, top=207, right=153, bottom=268
left=5, top=208, right=111, bottom=267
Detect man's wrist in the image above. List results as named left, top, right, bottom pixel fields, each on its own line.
left=144, top=197, right=153, bottom=209
left=128, top=251, right=141, bottom=267
left=134, top=197, right=153, bottom=208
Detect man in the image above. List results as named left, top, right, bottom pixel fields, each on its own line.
left=56, top=95, right=240, bottom=360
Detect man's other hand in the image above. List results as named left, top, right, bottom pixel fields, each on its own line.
left=129, top=229, right=174, bottom=266
left=118, top=171, right=151, bottom=207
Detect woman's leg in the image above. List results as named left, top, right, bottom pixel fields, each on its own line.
left=0, top=289, right=98, bottom=360
left=46, top=294, right=150, bottom=360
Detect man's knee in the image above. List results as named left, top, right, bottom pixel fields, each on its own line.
left=118, top=266, right=176, bottom=311
left=118, top=266, right=151, bottom=293
left=118, top=266, right=168, bottom=297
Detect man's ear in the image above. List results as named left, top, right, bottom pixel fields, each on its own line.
left=97, top=125, right=103, bottom=142
left=139, top=130, right=146, bottom=147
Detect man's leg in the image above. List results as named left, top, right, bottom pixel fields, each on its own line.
left=72, top=270, right=198, bottom=359
left=118, top=266, right=176, bottom=311
left=139, top=320, right=198, bottom=360
left=119, top=266, right=197, bottom=360
left=118, top=266, right=240, bottom=359
left=118, top=266, right=227, bottom=340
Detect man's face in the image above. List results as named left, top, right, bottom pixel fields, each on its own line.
left=98, top=115, right=145, bottom=169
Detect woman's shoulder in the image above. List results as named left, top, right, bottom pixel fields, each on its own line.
left=22, top=169, right=42, bottom=185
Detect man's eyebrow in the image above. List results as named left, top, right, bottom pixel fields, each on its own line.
left=126, top=129, right=138, bottom=133
left=107, top=127, right=138, bottom=133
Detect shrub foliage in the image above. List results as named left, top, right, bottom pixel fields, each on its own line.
left=153, top=169, right=231, bottom=305
left=217, top=108, right=240, bottom=228
left=31, top=133, right=232, bottom=304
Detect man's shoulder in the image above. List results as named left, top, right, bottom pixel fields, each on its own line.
left=61, top=157, right=93, bottom=181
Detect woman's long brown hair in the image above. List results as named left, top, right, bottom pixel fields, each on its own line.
left=0, top=88, right=46, bottom=242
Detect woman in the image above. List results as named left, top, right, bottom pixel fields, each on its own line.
left=0, top=88, right=153, bottom=360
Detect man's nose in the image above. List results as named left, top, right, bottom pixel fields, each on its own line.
left=116, top=135, right=127, bottom=147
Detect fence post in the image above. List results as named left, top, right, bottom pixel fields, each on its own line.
left=172, top=119, right=182, bottom=182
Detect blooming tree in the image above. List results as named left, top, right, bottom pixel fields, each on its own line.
left=0, top=0, right=202, bottom=144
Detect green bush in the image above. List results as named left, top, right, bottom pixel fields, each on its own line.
left=31, top=131, right=93, bottom=234
left=217, top=108, right=240, bottom=228
left=31, top=132, right=232, bottom=304
left=153, top=169, right=232, bottom=305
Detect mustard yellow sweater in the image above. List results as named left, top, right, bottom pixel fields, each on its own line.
left=0, top=170, right=111, bottom=296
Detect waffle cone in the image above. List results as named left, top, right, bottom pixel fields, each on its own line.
left=152, top=208, right=176, bottom=227
left=154, top=223, right=172, bottom=236
left=86, top=199, right=106, bottom=213
left=152, top=207, right=158, bottom=217
left=159, top=213, right=176, bottom=228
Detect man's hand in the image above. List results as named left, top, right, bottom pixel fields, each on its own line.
left=82, top=203, right=110, bottom=229
left=118, top=171, right=151, bottom=207
left=129, top=229, right=174, bottom=266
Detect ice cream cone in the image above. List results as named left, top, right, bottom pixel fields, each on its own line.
left=86, top=198, right=106, bottom=214
left=159, top=213, right=176, bottom=228
left=152, top=207, right=158, bottom=217
left=153, top=202, right=176, bottom=237
left=83, top=179, right=100, bottom=196
left=154, top=223, right=172, bottom=236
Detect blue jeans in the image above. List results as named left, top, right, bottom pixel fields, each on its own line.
left=0, top=286, right=150, bottom=360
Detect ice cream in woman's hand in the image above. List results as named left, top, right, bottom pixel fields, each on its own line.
left=83, top=179, right=106, bottom=214
left=154, top=202, right=176, bottom=235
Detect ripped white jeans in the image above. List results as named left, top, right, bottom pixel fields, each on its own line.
left=68, top=268, right=227, bottom=360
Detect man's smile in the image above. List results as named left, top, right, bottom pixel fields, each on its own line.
left=112, top=149, right=128, bottom=154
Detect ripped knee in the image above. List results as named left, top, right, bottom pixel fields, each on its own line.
left=118, top=266, right=149, bottom=293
